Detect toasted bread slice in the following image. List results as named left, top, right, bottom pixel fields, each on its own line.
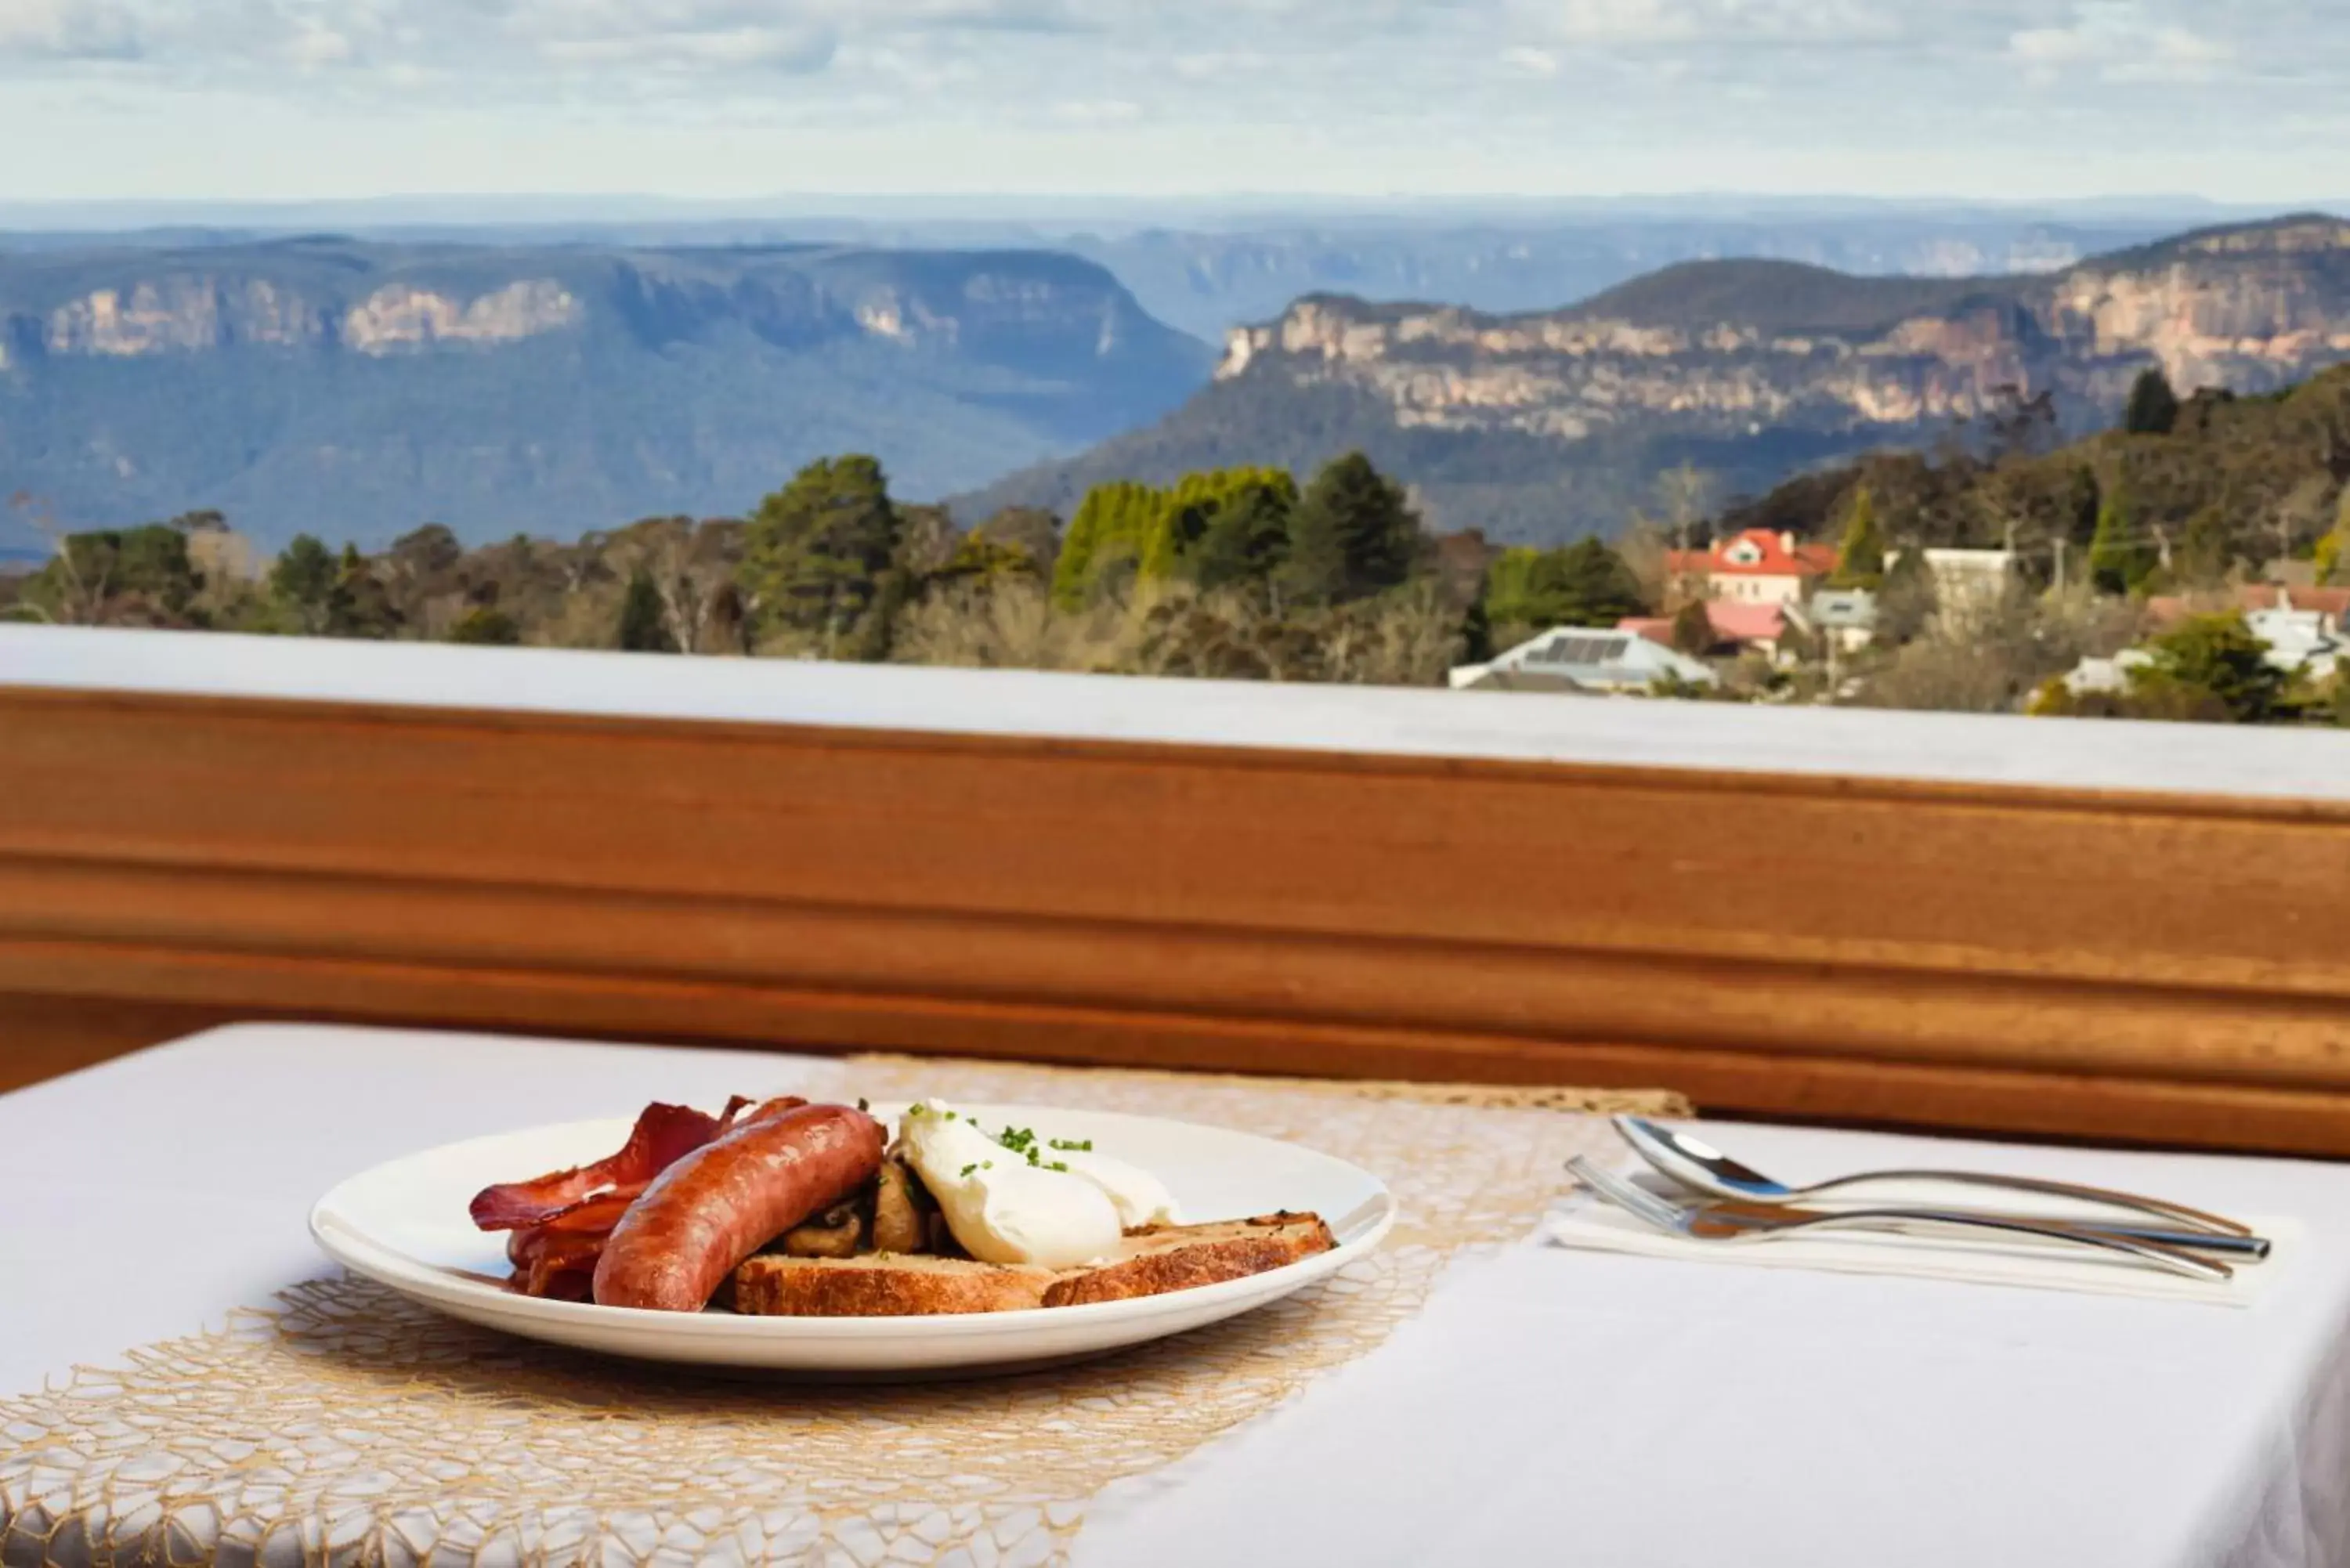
left=1041, top=1212, right=1335, bottom=1309
left=730, top=1211, right=1337, bottom=1317
left=732, top=1253, right=1058, bottom=1317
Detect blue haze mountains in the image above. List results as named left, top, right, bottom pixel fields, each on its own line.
left=5, top=201, right=2350, bottom=548
left=0, top=237, right=1212, bottom=548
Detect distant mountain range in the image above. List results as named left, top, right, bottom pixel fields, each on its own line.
left=1059, top=216, right=2194, bottom=341
left=966, top=215, right=2350, bottom=544
left=3, top=201, right=2218, bottom=339
left=8, top=208, right=2350, bottom=553
left=0, top=238, right=1211, bottom=548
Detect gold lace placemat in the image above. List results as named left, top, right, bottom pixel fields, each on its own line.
left=0, top=1057, right=1685, bottom=1568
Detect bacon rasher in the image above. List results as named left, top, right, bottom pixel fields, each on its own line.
left=470, top=1096, right=804, bottom=1299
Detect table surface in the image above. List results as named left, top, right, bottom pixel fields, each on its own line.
left=8, top=1023, right=2350, bottom=1568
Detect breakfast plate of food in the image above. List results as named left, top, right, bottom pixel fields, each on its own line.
left=309, top=1093, right=1395, bottom=1374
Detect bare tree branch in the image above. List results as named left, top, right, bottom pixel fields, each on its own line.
left=9, top=491, right=108, bottom=624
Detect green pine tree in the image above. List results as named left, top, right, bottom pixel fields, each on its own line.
left=1187, top=486, right=1294, bottom=592
left=2125, top=368, right=2182, bottom=436
left=1459, top=593, right=1495, bottom=663
left=1549, top=540, right=1641, bottom=627
left=1162, top=469, right=1299, bottom=592
left=1478, top=548, right=1540, bottom=634
left=2088, top=482, right=2149, bottom=594
left=617, top=569, right=678, bottom=652
left=736, top=456, right=902, bottom=655
left=1829, top=487, right=1885, bottom=589
left=269, top=534, right=340, bottom=635
left=1483, top=540, right=1647, bottom=630
left=1279, top=453, right=1423, bottom=605
left=2128, top=612, right=2283, bottom=723
left=1141, top=472, right=1220, bottom=582
left=1052, top=481, right=1161, bottom=609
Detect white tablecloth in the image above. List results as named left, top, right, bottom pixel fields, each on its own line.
left=6, top=1024, right=2350, bottom=1568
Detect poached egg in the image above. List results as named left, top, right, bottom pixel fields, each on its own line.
left=894, top=1100, right=1180, bottom=1269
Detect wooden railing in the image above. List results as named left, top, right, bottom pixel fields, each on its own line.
left=8, top=629, right=2350, bottom=1153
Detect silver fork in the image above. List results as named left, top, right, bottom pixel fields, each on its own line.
left=1565, top=1157, right=2232, bottom=1284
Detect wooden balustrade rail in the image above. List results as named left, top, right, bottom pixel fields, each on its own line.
left=5, top=681, right=2350, bottom=1153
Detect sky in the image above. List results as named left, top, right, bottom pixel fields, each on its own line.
left=0, top=0, right=2343, bottom=206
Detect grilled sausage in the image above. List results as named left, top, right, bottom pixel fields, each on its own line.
left=591, top=1102, right=886, bottom=1311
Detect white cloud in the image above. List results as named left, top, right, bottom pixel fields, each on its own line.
left=1048, top=97, right=1141, bottom=122
left=1521, top=0, right=1908, bottom=48
left=0, top=0, right=1091, bottom=79
left=2008, top=27, right=2092, bottom=67
left=0, top=0, right=2338, bottom=200
left=2008, top=5, right=2240, bottom=86
left=281, top=19, right=359, bottom=69
left=2114, top=24, right=2235, bottom=82
left=0, top=0, right=141, bottom=59
left=1542, top=0, right=1701, bottom=44
left=1168, top=49, right=1273, bottom=82
left=540, top=24, right=839, bottom=74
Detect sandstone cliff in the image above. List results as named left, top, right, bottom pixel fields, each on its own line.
left=0, top=240, right=1213, bottom=545
left=1216, top=217, right=2350, bottom=446
left=967, top=217, right=2350, bottom=544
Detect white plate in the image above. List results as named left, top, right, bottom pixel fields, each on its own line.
left=309, top=1100, right=1395, bottom=1377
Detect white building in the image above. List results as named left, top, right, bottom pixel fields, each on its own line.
left=2062, top=651, right=2155, bottom=696
left=1450, top=627, right=1719, bottom=695
left=1885, top=547, right=2021, bottom=631
left=1799, top=589, right=1879, bottom=654
left=2244, top=604, right=2344, bottom=678
left=1665, top=529, right=1837, bottom=608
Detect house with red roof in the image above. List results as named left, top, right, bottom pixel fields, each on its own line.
left=1666, top=529, right=1838, bottom=608
left=1619, top=600, right=1792, bottom=660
